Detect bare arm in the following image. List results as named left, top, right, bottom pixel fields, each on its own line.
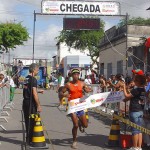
left=122, top=84, right=133, bottom=101
left=33, top=87, right=42, bottom=112
left=83, top=82, right=92, bottom=93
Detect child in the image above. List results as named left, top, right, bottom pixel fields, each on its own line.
left=123, top=75, right=146, bottom=150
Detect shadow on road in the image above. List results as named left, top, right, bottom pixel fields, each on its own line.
left=51, top=134, right=121, bottom=149
left=1, top=130, right=25, bottom=134
left=88, top=111, right=111, bottom=126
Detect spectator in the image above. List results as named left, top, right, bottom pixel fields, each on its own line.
left=0, top=74, right=6, bottom=87
left=9, top=76, right=16, bottom=103
left=99, top=75, right=106, bottom=92
left=108, top=74, right=125, bottom=91
left=57, top=72, right=65, bottom=108
left=84, top=75, right=92, bottom=85
left=123, top=75, right=146, bottom=150
left=22, top=63, right=43, bottom=145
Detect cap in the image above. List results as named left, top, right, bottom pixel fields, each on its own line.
left=71, top=68, right=80, bottom=74
left=132, top=69, right=144, bottom=75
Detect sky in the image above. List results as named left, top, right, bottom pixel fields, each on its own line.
left=0, top=0, right=150, bottom=63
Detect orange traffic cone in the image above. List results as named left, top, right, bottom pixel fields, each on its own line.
left=106, top=111, right=120, bottom=147
left=29, top=114, right=48, bottom=149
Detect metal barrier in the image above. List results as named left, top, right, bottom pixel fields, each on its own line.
left=0, top=83, right=12, bottom=131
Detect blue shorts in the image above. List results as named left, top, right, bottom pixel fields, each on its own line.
left=75, top=110, right=85, bottom=117
left=129, top=111, right=144, bottom=135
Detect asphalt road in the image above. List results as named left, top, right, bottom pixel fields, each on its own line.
left=0, top=89, right=122, bottom=150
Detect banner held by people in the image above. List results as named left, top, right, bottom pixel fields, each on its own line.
left=67, top=91, right=125, bottom=114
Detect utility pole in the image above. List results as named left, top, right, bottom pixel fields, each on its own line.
left=125, top=13, right=128, bottom=77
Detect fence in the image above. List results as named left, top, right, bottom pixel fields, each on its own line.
left=0, top=83, right=13, bottom=131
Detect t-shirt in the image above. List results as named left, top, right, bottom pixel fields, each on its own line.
left=130, top=87, right=146, bottom=112
left=84, top=78, right=92, bottom=85
left=23, top=75, right=37, bottom=106
left=58, top=76, right=65, bottom=87
left=10, top=78, right=16, bottom=87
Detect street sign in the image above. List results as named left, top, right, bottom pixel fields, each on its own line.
left=42, top=1, right=120, bottom=15
left=63, top=18, right=100, bottom=30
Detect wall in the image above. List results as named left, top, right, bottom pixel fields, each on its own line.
left=57, top=42, right=89, bottom=65
left=63, top=55, right=91, bottom=77
left=99, top=25, right=150, bottom=78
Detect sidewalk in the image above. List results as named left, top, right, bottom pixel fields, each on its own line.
left=0, top=92, right=26, bottom=150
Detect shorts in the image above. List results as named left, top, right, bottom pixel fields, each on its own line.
left=75, top=110, right=85, bottom=117
left=129, top=111, right=144, bottom=135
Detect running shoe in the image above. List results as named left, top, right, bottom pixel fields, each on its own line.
left=71, top=141, right=78, bottom=149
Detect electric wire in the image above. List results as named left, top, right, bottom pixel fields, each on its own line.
left=104, top=31, right=150, bottom=70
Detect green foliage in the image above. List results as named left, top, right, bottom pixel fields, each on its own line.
left=0, top=22, right=29, bottom=52
left=118, top=17, right=150, bottom=27
left=56, top=21, right=105, bottom=68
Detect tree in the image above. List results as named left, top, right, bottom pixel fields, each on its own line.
left=118, top=17, right=150, bottom=27
left=0, top=22, right=29, bottom=52
left=56, top=21, right=105, bottom=69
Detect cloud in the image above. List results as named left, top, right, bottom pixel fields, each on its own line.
left=12, top=24, right=61, bottom=60
left=0, top=1, right=17, bottom=22
left=2, top=0, right=150, bottom=62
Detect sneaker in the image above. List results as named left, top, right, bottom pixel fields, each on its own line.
left=71, top=142, right=78, bottom=149
left=137, top=148, right=142, bottom=150
left=58, top=105, right=63, bottom=109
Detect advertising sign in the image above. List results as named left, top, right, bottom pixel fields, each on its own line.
left=42, top=1, right=120, bottom=15
left=67, top=91, right=125, bottom=114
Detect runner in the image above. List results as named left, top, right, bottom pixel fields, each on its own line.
left=60, top=68, right=92, bottom=149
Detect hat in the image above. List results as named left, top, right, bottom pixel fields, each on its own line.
left=132, top=69, right=144, bottom=75
left=71, top=68, right=80, bottom=74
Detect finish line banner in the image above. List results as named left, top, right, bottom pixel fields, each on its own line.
left=67, top=91, right=125, bottom=114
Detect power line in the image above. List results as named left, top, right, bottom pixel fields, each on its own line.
left=104, top=31, right=150, bottom=69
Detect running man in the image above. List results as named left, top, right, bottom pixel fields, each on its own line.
left=60, top=68, right=92, bottom=149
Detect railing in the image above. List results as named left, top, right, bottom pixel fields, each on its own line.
left=0, top=83, right=13, bottom=131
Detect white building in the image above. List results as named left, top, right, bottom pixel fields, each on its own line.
left=56, top=42, right=89, bottom=65
left=63, top=55, right=91, bottom=77
left=56, top=42, right=92, bottom=76
left=99, top=25, right=150, bottom=78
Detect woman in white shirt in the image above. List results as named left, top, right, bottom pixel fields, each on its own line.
left=84, top=75, right=92, bottom=85
left=10, top=76, right=16, bottom=102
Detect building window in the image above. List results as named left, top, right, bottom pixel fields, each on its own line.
left=107, top=63, right=112, bottom=79
left=128, top=56, right=133, bottom=67
left=117, top=60, right=123, bottom=74
left=100, top=63, right=104, bottom=75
